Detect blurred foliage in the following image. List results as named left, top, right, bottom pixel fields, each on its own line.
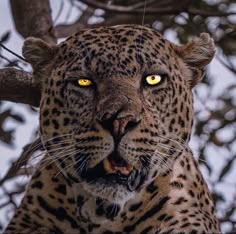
left=0, top=32, right=25, bottom=146
left=0, top=0, right=236, bottom=232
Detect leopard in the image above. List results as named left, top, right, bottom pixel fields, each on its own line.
left=5, top=25, right=220, bottom=233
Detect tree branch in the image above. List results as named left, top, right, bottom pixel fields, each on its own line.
left=0, top=68, right=40, bottom=107
left=79, top=0, right=236, bottom=16
left=1, top=0, right=54, bottom=107
left=10, top=0, right=56, bottom=44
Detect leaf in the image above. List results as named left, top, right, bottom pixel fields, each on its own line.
left=0, top=108, right=25, bottom=145
left=10, top=113, right=24, bottom=123
left=218, top=156, right=236, bottom=181
left=0, top=31, right=11, bottom=43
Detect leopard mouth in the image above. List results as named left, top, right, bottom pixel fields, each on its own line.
left=79, top=151, right=148, bottom=192
left=103, top=152, right=133, bottom=175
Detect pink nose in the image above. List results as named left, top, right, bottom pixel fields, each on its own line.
left=98, top=113, right=140, bottom=138
left=113, top=116, right=139, bottom=137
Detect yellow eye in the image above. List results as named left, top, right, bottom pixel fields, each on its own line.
left=145, top=75, right=162, bottom=86
left=77, top=79, right=92, bottom=87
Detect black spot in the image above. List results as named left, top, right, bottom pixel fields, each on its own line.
left=37, top=196, right=79, bottom=228
left=54, top=98, right=64, bottom=107
left=105, top=204, right=120, bottom=219
left=170, top=181, right=183, bottom=189
left=63, top=118, right=70, bottom=126
left=190, top=230, right=198, bottom=234
left=43, top=119, right=50, bottom=126
left=52, top=176, right=59, bottom=182
left=187, top=163, right=191, bottom=170
left=96, top=204, right=104, bottom=216
left=49, top=194, right=55, bottom=199
left=58, top=198, right=64, bottom=204
left=77, top=195, right=85, bottom=207
left=50, top=226, right=64, bottom=234
left=46, top=164, right=53, bottom=170
left=146, top=181, right=158, bottom=193
left=129, top=201, right=143, bottom=212
left=26, top=195, right=33, bottom=204
left=181, top=222, right=190, bottom=228
left=193, top=222, right=201, bottom=226
left=140, top=226, right=153, bottom=234
left=180, top=209, right=188, bottom=214
left=178, top=174, right=187, bottom=180
left=158, top=214, right=167, bottom=221
left=88, top=223, right=100, bottom=232
left=42, top=109, right=49, bottom=117
left=56, top=80, right=62, bottom=86
left=124, top=196, right=170, bottom=232
left=169, top=220, right=179, bottom=226
left=31, top=181, right=43, bottom=189
left=67, top=198, right=75, bottom=204
left=55, top=184, right=67, bottom=195
left=174, top=197, right=187, bottom=205
left=20, top=223, right=30, bottom=228
left=188, top=190, right=195, bottom=197
left=136, top=53, right=144, bottom=66
left=52, top=119, right=59, bottom=129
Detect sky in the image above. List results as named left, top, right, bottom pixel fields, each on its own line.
left=0, top=0, right=236, bottom=232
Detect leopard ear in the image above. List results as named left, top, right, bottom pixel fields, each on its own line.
left=22, top=37, right=58, bottom=70
left=175, top=33, right=215, bottom=88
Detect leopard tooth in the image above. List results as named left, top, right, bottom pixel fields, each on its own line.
left=103, top=158, right=115, bottom=173
left=114, top=166, right=129, bottom=176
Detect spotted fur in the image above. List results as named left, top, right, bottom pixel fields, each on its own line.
left=5, top=25, right=220, bottom=233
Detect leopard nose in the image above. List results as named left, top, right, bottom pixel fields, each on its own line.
left=98, top=113, right=140, bottom=138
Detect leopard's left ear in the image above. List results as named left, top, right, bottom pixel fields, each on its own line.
left=175, top=33, right=215, bottom=88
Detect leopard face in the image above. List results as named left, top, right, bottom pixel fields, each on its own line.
left=23, top=25, right=215, bottom=204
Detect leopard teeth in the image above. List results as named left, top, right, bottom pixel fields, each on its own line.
left=103, top=158, right=115, bottom=173
left=114, top=166, right=133, bottom=176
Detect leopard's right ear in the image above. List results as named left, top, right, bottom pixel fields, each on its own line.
left=22, top=37, right=58, bottom=70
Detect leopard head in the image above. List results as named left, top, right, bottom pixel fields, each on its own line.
left=23, top=25, right=215, bottom=204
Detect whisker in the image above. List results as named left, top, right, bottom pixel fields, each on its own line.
left=54, top=149, right=90, bottom=178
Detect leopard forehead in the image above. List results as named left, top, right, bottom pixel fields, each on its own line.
left=55, top=25, right=177, bottom=77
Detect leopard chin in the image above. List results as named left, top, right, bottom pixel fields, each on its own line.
left=78, top=151, right=149, bottom=203
left=82, top=181, right=135, bottom=205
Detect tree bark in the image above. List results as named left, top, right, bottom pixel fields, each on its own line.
left=0, top=68, right=40, bottom=107
left=10, top=0, right=56, bottom=44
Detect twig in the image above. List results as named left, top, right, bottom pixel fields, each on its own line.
left=0, top=43, right=26, bottom=61
left=216, top=55, right=236, bottom=75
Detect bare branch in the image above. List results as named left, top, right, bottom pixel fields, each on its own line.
left=10, top=0, right=56, bottom=44
left=55, top=7, right=95, bottom=38
left=216, top=55, right=236, bottom=75
left=0, top=68, right=40, bottom=107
